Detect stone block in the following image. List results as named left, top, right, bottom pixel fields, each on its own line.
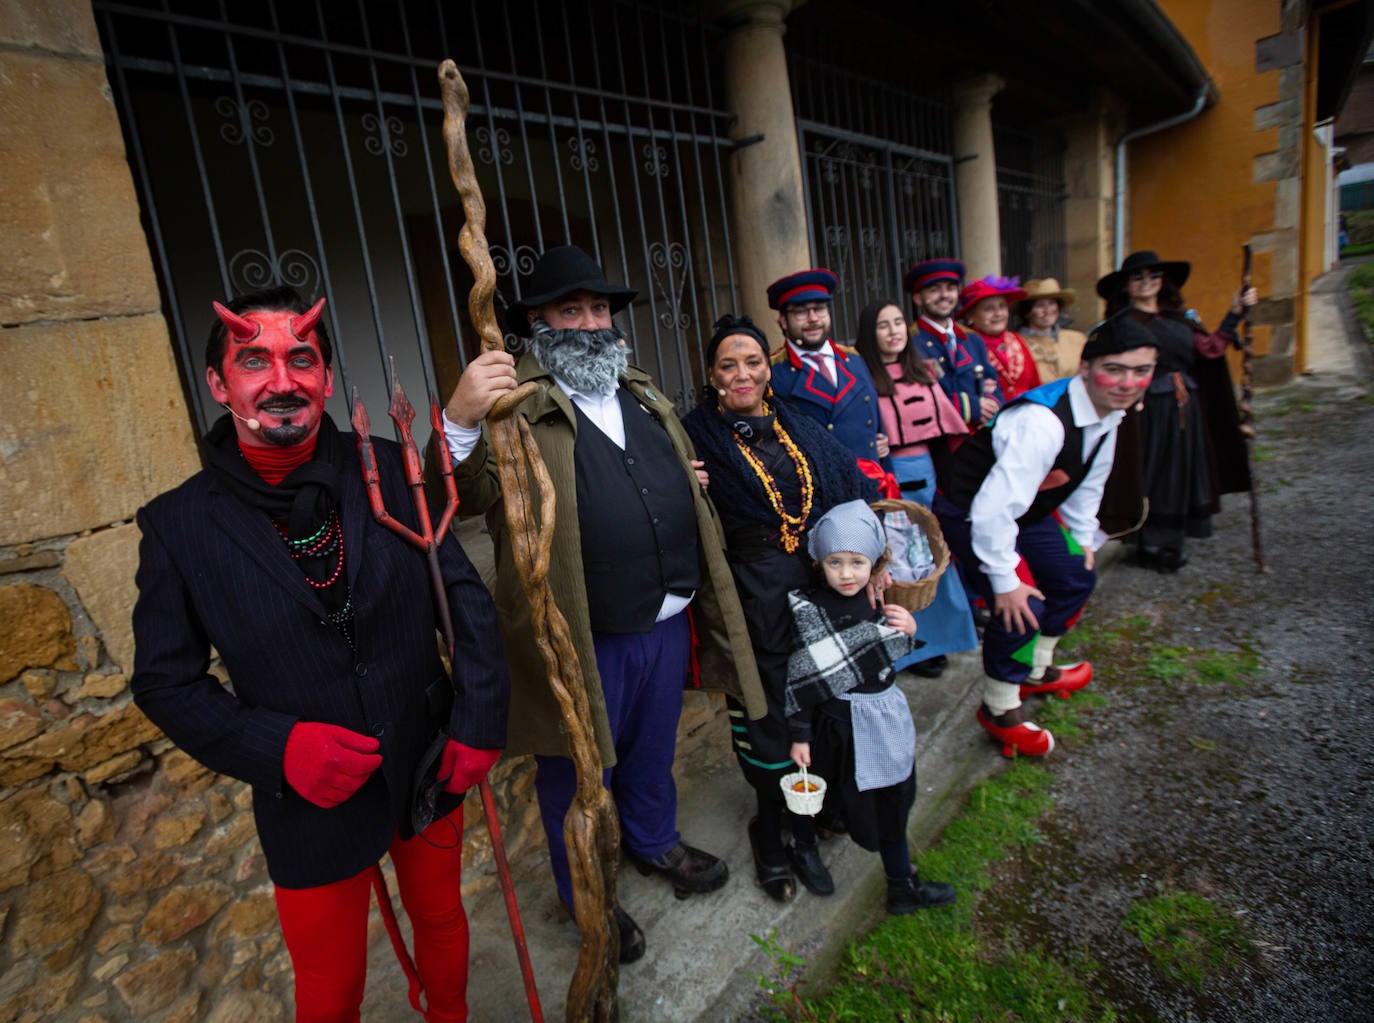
left=6, top=702, right=162, bottom=784
left=205, top=990, right=287, bottom=1023
left=161, top=991, right=205, bottom=1023
left=112, top=948, right=196, bottom=1016
left=0, top=319, right=199, bottom=544
left=73, top=672, right=129, bottom=702
left=0, top=0, right=103, bottom=56
left=106, top=849, right=182, bottom=898
left=0, top=959, right=81, bottom=1022
left=75, top=797, right=116, bottom=848
left=0, top=550, right=61, bottom=576
left=204, top=812, right=257, bottom=857
left=0, top=697, right=44, bottom=751
left=160, top=748, right=215, bottom=792
left=21, top=668, right=56, bottom=701
left=9, top=866, right=101, bottom=957
left=140, top=880, right=233, bottom=944
left=84, top=749, right=144, bottom=785
left=152, top=810, right=206, bottom=850
left=63, top=523, right=143, bottom=674
left=96, top=922, right=135, bottom=954
left=0, top=51, right=160, bottom=324
left=212, top=889, right=277, bottom=940
left=0, top=786, right=77, bottom=891
left=0, top=583, right=77, bottom=682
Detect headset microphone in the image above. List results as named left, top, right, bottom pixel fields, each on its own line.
left=221, top=403, right=262, bottom=432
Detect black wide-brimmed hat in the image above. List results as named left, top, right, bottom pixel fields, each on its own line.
left=506, top=245, right=637, bottom=336
left=1095, top=250, right=1190, bottom=299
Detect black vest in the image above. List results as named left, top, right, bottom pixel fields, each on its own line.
left=573, top=388, right=700, bottom=634
left=940, top=382, right=1107, bottom=526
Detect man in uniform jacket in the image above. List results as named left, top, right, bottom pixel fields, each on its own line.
left=932, top=315, right=1158, bottom=758
left=440, top=245, right=767, bottom=964
left=904, top=258, right=1003, bottom=427
left=132, top=287, right=509, bottom=1021
left=766, top=268, right=889, bottom=464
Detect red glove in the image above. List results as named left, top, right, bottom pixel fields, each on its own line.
left=439, top=740, right=501, bottom=794
left=283, top=722, right=383, bottom=808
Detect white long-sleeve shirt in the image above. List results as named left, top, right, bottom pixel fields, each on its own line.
left=969, top=376, right=1123, bottom=594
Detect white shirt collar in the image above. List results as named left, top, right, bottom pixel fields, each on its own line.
left=552, top=372, right=618, bottom=402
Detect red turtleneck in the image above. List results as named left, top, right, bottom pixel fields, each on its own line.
left=239, top=436, right=318, bottom=485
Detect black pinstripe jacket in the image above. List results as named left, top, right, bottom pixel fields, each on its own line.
left=132, top=432, right=509, bottom=889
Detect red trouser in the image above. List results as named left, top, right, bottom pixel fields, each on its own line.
left=274, top=812, right=468, bottom=1023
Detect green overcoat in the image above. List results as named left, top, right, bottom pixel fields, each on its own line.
left=451, top=354, right=768, bottom=766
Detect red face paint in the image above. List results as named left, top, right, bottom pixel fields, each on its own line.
left=1091, top=371, right=1118, bottom=390
left=206, top=309, right=334, bottom=448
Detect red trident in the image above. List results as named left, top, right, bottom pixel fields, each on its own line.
left=352, top=370, right=544, bottom=1023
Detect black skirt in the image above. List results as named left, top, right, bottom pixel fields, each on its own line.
left=810, top=696, right=916, bottom=852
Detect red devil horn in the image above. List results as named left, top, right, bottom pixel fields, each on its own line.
left=212, top=301, right=261, bottom=342
left=291, top=297, right=327, bottom=341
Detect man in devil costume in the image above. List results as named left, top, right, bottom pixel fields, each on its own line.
left=932, top=314, right=1157, bottom=757
left=131, top=286, right=509, bottom=1022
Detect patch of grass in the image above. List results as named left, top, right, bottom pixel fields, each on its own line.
left=1349, top=262, right=1374, bottom=344
left=1252, top=445, right=1276, bottom=462
left=1123, top=888, right=1253, bottom=987
left=1145, top=644, right=1259, bottom=687
left=1339, top=242, right=1374, bottom=258
left=754, top=762, right=1121, bottom=1022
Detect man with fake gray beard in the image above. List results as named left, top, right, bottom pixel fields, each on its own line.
left=441, top=246, right=766, bottom=964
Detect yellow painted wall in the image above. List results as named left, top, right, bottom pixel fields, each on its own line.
left=1126, top=0, right=1283, bottom=362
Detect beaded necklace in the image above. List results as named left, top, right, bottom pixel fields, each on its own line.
left=275, top=510, right=345, bottom=589
left=728, top=401, right=815, bottom=553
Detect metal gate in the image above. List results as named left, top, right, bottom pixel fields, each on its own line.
left=790, top=55, right=957, bottom=337
left=995, top=123, right=1068, bottom=285
left=94, top=0, right=740, bottom=435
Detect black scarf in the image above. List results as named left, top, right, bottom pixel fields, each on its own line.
left=203, top=413, right=347, bottom=539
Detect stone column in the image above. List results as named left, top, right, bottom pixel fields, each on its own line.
left=715, top=0, right=811, bottom=338
left=953, top=73, right=1005, bottom=279
left=1058, top=98, right=1124, bottom=322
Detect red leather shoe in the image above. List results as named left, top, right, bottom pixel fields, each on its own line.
left=1019, top=661, right=1093, bottom=700
left=976, top=705, right=1054, bottom=758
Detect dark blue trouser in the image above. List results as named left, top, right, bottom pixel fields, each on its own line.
left=933, top=495, right=1095, bottom=684
left=535, top=611, right=688, bottom=908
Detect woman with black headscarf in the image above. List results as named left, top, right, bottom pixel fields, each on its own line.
left=683, top=314, right=876, bottom=905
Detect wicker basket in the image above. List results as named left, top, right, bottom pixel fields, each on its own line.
left=869, top=498, right=950, bottom=613
left=780, top=767, right=827, bottom=816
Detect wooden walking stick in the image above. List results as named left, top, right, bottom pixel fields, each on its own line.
left=352, top=379, right=545, bottom=1022
left=437, top=59, right=621, bottom=1022
left=1237, top=245, right=1269, bottom=573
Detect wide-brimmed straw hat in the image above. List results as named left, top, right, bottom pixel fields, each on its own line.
left=956, top=276, right=1027, bottom=319
left=506, top=245, right=637, bottom=336
left=1095, top=250, right=1190, bottom=299
left=1016, top=278, right=1077, bottom=317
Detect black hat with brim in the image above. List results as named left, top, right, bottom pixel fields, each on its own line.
left=506, top=245, right=637, bottom=336
left=1095, top=250, right=1190, bottom=299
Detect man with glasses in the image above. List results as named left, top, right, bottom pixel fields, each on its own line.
left=766, top=268, right=888, bottom=463
left=904, top=258, right=1002, bottom=428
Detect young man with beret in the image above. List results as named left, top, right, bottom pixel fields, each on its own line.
left=932, top=315, right=1158, bottom=756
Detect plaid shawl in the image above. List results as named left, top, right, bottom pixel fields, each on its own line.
left=784, top=590, right=918, bottom=716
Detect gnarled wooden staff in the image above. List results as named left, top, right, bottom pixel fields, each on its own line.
left=1237, top=244, right=1269, bottom=573
left=438, top=59, right=620, bottom=1022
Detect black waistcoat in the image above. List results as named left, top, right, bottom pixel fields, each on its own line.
left=941, top=383, right=1107, bottom=525
left=573, top=388, right=700, bottom=634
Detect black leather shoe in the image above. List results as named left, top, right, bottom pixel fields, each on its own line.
left=908, top=654, right=947, bottom=678
left=748, top=817, right=796, bottom=903
left=629, top=841, right=729, bottom=899
left=886, top=870, right=956, bottom=914
left=614, top=904, right=646, bottom=964
left=788, top=841, right=835, bottom=896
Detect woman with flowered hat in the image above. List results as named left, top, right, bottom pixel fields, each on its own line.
left=958, top=275, right=1042, bottom=401
left=1097, top=250, right=1256, bottom=571
left=1016, top=278, right=1087, bottom=382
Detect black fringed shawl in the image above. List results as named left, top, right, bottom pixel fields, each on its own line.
left=682, top=394, right=877, bottom=543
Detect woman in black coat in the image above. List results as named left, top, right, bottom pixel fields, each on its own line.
left=683, top=314, right=876, bottom=903
left=1098, top=251, right=1256, bottom=571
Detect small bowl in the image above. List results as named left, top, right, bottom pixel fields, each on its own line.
left=780, top=771, right=827, bottom=816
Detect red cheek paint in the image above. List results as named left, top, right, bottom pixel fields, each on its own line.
left=1092, top=372, right=1117, bottom=389
left=1136, top=376, right=1152, bottom=390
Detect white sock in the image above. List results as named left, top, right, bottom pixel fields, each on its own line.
left=1026, top=634, right=1060, bottom=681
left=983, top=678, right=1021, bottom=715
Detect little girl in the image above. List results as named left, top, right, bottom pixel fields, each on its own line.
left=785, top=499, right=957, bottom=914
